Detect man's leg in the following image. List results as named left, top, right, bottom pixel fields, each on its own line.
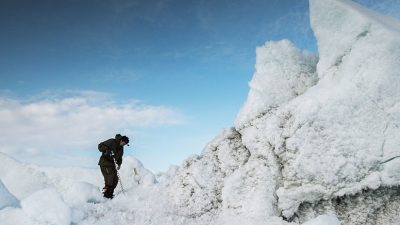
left=100, top=166, right=115, bottom=198
left=108, top=167, right=119, bottom=197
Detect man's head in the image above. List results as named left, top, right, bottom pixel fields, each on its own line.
left=120, top=136, right=130, bottom=146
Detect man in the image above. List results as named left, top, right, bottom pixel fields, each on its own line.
left=98, top=134, right=130, bottom=198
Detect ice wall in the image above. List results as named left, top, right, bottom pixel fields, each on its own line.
left=167, top=0, right=400, bottom=224
left=231, top=0, right=400, bottom=222
left=274, top=0, right=400, bottom=217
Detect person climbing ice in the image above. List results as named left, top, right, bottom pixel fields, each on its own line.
left=98, top=134, right=130, bottom=199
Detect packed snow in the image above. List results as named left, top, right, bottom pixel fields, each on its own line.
left=1, top=0, right=400, bottom=224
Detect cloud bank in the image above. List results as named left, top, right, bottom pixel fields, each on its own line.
left=0, top=90, right=185, bottom=166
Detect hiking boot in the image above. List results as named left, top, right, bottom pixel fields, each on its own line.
left=103, top=191, right=114, bottom=199
left=102, top=186, right=112, bottom=199
left=102, top=186, right=115, bottom=199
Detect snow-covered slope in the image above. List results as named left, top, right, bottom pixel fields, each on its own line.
left=1, top=0, right=399, bottom=224
left=0, top=153, right=159, bottom=225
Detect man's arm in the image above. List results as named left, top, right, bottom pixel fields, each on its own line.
left=98, top=141, right=109, bottom=152
left=116, top=149, right=123, bottom=166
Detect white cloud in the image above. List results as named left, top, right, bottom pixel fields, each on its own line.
left=0, top=91, right=185, bottom=166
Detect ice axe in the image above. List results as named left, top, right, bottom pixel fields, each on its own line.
left=112, top=156, right=126, bottom=195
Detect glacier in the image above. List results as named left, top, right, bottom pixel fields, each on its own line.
left=1, top=0, right=400, bottom=224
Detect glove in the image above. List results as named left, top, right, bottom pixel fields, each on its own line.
left=104, top=150, right=114, bottom=157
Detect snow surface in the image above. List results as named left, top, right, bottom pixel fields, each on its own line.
left=21, top=189, right=71, bottom=225
left=0, top=153, right=338, bottom=225
left=301, top=214, right=341, bottom=225
left=1, top=0, right=400, bottom=224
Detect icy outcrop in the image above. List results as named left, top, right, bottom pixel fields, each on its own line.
left=295, top=187, right=400, bottom=224
left=274, top=0, right=400, bottom=219
left=235, top=40, right=318, bottom=129
left=165, top=0, right=400, bottom=224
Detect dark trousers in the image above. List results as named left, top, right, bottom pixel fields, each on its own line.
left=100, top=166, right=118, bottom=197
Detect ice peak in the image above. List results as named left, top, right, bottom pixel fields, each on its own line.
left=310, top=0, right=400, bottom=78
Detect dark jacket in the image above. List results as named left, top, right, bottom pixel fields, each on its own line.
left=98, top=135, right=124, bottom=167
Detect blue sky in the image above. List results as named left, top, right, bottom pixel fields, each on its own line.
left=1, top=0, right=399, bottom=172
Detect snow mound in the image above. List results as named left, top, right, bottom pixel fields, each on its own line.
left=119, top=155, right=156, bottom=188
left=0, top=153, right=51, bottom=199
left=62, top=181, right=103, bottom=205
left=0, top=207, right=36, bottom=225
left=21, top=188, right=71, bottom=225
left=0, top=153, right=162, bottom=225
